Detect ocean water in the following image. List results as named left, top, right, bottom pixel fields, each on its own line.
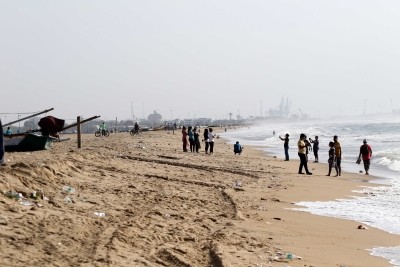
left=221, top=114, right=400, bottom=266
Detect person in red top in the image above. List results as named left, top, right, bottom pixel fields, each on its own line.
left=181, top=126, right=188, bottom=152
left=358, top=139, right=372, bottom=175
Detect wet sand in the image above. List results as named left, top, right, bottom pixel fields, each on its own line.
left=0, top=130, right=399, bottom=266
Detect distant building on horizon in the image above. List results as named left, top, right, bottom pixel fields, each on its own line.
left=148, top=110, right=162, bottom=126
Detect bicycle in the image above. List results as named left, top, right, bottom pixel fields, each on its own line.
left=95, top=130, right=110, bottom=137
left=129, top=129, right=141, bottom=136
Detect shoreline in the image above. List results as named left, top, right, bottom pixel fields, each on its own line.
left=0, top=131, right=399, bottom=266
left=221, top=132, right=400, bottom=266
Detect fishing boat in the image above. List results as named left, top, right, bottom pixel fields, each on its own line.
left=2, top=109, right=100, bottom=152
left=3, top=133, right=56, bottom=152
left=2, top=108, right=59, bottom=152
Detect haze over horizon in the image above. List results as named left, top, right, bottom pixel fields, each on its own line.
left=2, top=1, right=400, bottom=123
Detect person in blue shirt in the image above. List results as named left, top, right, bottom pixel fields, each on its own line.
left=188, top=126, right=195, bottom=152
left=234, top=141, right=243, bottom=155
left=4, top=127, right=12, bottom=136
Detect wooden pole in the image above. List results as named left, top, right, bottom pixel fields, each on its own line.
left=77, top=116, right=81, bottom=148
left=3, top=108, right=54, bottom=127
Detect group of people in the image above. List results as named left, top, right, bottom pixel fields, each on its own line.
left=280, top=133, right=372, bottom=176
left=181, top=126, right=218, bottom=154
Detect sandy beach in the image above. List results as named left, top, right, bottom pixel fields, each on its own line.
left=1, top=130, right=399, bottom=267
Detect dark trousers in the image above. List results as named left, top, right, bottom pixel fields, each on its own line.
left=189, top=139, right=195, bottom=152
left=298, top=153, right=310, bottom=173
left=284, top=146, right=289, bottom=160
left=209, top=141, right=214, bottom=154
left=363, top=159, right=370, bottom=172
left=328, top=160, right=338, bottom=176
left=195, top=140, right=200, bottom=153
left=313, top=150, right=318, bottom=161
left=205, top=142, right=209, bottom=153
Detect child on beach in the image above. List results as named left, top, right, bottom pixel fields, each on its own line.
left=310, top=136, right=319, bottom=163
left=327, top=141, right=338, bottom=176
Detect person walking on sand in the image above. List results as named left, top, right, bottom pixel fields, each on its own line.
left=358, top=139, right=372, bottom=175
left=279, top=133, right=290, bottom=161
left=310, top=136, right=319, bottom=162
left=298, top=133, right=312, bottom=175
left=208, top=128, right=216, bottom=154
left=327, top=141, right=338, bottom=176
left=203, top=128, right=209, bottom=154
left=333, top=135, right=342, bottom=176
left=181, top=126, right=188, bottom=152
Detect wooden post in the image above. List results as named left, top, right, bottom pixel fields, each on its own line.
left=77, top=116, right=81, bottom=148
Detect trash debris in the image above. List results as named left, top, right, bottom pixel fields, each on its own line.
left=357, top=224, right=368, bottom=230
left=164, top=213, right=171, bottom=219
left=4, top=191, right=23, bottom=200
left=94, top=212, right=106, bottom=217
left=62, top=186, right=75, bottom=194
left=64, top=196, right=73, bottom=203
left=19, top=200, right=34, bottom=206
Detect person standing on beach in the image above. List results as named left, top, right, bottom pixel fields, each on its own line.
left=99, top=122, right=107, bottom=137
left=279, top=133, right=290, bottom=161
left=203, top=128, right=209, bottom=154
left=188, top=126, right=195, bottom=152
left=181, top=126, right=188, bottom=152
left=327, top=141, right=338, bottom=176
left=208, top=128, right=216, bottom=154
left=298, top=133, right=312, bottom=175
left=0, top=119, right=5, bottom=165
left=333, top=135, right=342, bottom=176
left=193, top=128, right=201, bottom=153
left=304, top=136, right=311, bottom=162
left=310, top=136, right=319, bottom=162
left=358, top=139, right=372, bottom=175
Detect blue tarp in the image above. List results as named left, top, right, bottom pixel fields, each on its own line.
left=0, top=119, right=4, bottom=164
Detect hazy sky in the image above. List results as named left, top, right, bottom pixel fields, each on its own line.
left=1, top=0, right=400, bottom=123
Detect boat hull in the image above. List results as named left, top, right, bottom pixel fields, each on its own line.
left=4, top=134, right=54, bottom=152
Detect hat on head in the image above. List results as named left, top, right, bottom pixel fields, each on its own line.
left=363, top=139, right=367, bottom=143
